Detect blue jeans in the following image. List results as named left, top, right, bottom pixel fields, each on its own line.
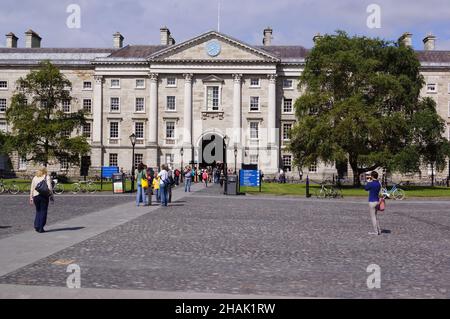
left=160, top=183, right=168, bottom=206
left=136, top=184, right=147, bottom=206
left=33, top=195, right=49, bottom=231
left=155, top=189, right=160, bottom=202
left=184, top=178, right=192, bottom=192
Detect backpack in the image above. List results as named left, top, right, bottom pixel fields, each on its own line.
left=168, top=175, right=175, bottom=186
left=202, top=172, right=208, bottom=180
left=175, top=170, right=180, bottom=177
left=376, top=181, right=385, bottom=212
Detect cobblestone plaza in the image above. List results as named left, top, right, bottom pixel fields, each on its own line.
left=0, top=185, right=449, bottom=298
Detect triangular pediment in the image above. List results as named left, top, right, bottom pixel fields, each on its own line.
left=148, top=31, right=279, bottom=63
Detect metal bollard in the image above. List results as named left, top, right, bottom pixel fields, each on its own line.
left=306, top=175, right=311, bottom=198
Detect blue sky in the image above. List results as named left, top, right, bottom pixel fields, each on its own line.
left=1, top=0, right=449, bottom=50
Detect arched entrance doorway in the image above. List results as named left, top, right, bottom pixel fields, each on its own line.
left=198, top=133, right=226, bottom=169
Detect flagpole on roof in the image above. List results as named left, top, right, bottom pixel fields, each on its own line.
left=217, top=0, right=221, bottom=32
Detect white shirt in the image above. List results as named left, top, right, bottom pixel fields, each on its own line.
left=30, top=175, right=53, bottom=198
left=158, top=169, right=169, bottom=184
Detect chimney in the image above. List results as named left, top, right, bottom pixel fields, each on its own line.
left=168, top=35, right=176, bottom=45
left=423, top=33, right=436, bottom=51
left=399, top=32, right=413, bottom=47
left=313, top=33, right=322, bottom=44
left=160, top=27, right=171, bottom=45
left=6, top=32, right=18, bottom=48
left=113, top=32, right=124, bottom=48
left=25, top=29, right=41, bottom=48
left=263, top=27, right=273, bottom=46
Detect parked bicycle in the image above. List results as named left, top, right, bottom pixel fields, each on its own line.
left=315, top=183, right=343, bottom=199
left=71, top=179, right=97, bottom=194
left=0, top=179, right=20, bottom=194
left=52, top=178, right=65, bottom=195
left=381, top=184, right=405, bottom=200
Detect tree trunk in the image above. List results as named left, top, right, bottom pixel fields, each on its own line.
left=349, top=157, right=361, bottom=187
left=431, top=162, right=435, bottom=187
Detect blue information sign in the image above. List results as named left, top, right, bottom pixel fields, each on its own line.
left=239, top=170, right=261, bottom=187
left=101, top=166, right=119, bottom=179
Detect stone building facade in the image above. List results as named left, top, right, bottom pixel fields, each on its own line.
left=0, top=28, right=449, bottom=181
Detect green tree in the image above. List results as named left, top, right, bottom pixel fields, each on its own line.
left=6, top=60, right=90, bottom=168
left=289, top=31, right=445, bottom=186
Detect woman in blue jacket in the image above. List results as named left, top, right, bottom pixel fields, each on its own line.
left=364, top=171, right=382, bottom=236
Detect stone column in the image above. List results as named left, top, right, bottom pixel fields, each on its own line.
left=232, top=74, right=242, bottom=144
left=92, top=75, right=103, bottom=145
left=267, top=74, right=279, bottom=173
left=183, top=73, right=194, bottom=166
left=148, top=73, right=158, bottom=145
left=267, top=74, right=277, bottom=145
left=183, top=74, right=193, bottom=146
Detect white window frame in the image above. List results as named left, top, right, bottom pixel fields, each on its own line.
left=0, top=80, right=8, bottom=90
left=60, top=158, right=69, bottom=171
left=109, top=153, right=118, bottom=167
left=165, top=121, right=176, bottom=141
left=135, top=97, right=145, bottom=113
left=249, top=96, right=260, bottom=112
left=166, top=96, right=176, bottom=112
left=249, top=78, right=260, bottom=88
left=283, top=123, right=293, bottom=141
left=282, top=155, right=292, bottom=171
left=249, top=154, right=258, bottom=165
left=83, top=99, right=92, bottom=113
left=134, top=153, right=144, bottom=169
left=309, top=162, right=318, bottom=173
left=166, top=77, right=177, bottom=87
left=204, top=85, right=222, bottom=111
left=0, top=98, right=6, bottom=113
left=0, top=121, right=7, bottom=133
left=249, top=121, right=259, bottom=140
left=427, top=83, right=437, bottom=93
left=134, top=121, right=145, bottom=140
left=135, top=79, right=146, bottom=89
left=83, top=122, right=92, bottom=138
left=109, top=121, right=120, bottom=140
left=283, top=79, right=294, bottom=89
left=110, top=79, right=121, bottom=89
left=62, top=100, right=71, bottom=113
left=165, top=153, right=174, bottom=166
left=82, top=81, right=92, bottom=90
left=283, top=98, right=293, bottom=114
left=110, top=97, right=120, bottom=113
left=18, top=156, right=27, bottom=171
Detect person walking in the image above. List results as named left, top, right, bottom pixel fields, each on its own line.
left=174, top=168, right=180, bottom=186
left=202, top=169, right=209, bottom=187
left=167, top=167, right=174, bottom=203
left=146, top=166, right=154, bottom=206
left=29, top=167, right=53, bottom=233
left=364, top=171, right=382, bottom=236
left=153, top=174, right=160, bottom=203
left=184, top=166, right=192, bottom=192
left=135, top=163, right=147, bottom=207
left=158, top=164, right=169, bottom=207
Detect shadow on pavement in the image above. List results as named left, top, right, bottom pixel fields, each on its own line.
left=45, top=227, right=85, bottom=233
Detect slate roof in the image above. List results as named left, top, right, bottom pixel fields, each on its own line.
left=415, top=50, right=450, bottom=63
left=107, top=45, right=166, bottom=58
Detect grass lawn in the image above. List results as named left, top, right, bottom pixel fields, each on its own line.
left=0, top=178, right=133, bottom=193
left=240, top=183, right=450, bottom=198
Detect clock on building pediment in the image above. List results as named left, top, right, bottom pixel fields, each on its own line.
left=205, top=40, right=221, bottom=57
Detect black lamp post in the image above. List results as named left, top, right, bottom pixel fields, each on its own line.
left=223, top=135, right=230, bottom=194
left=129, top=133, right=136, bottom=193
left=234, top=146, right=238, bottom=174
left=180, top=147, right=184, bottom=183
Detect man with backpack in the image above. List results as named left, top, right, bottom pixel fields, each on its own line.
left=174, top=168, right=181, bottom=186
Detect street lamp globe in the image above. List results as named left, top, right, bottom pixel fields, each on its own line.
left=129, top=133, right=136, bottom=146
